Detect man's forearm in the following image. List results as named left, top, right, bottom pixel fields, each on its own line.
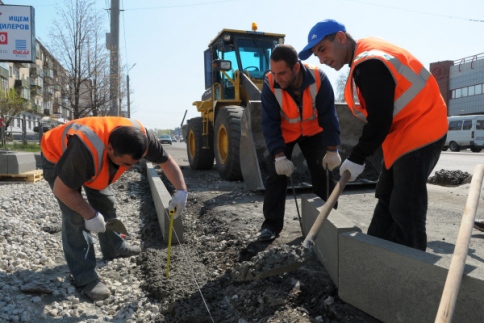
left=159, top=155, right=187, bottom=192
left=53, top=177, right=96, bottom=220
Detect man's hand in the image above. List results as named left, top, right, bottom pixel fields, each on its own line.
left=340, top=159, right=365, bottom=181
left=322, top=151, right=341, bottom=170
left=275, top=156, right=294, bottom=177
left=85, top=211, right=106, bottom=233
left=168, top=190, right=188, bottom=219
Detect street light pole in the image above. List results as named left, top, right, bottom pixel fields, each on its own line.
left=127, top=63, right=136, bottom=118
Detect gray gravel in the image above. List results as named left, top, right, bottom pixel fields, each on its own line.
left=0, top=169, right=159, bottom=322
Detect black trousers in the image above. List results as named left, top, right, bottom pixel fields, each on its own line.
left=261, top=132, right=335, bottom=234
left=367, top=135, right=446, bottom=251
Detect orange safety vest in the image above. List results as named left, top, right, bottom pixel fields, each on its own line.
left=344, top=37, right=448, bottom=169
left=267, top=64, right=323, bottom=143
left=41, top=116, right=147, bottom=190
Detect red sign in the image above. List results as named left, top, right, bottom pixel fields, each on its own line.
left=0, top=32, right=7, bottom=45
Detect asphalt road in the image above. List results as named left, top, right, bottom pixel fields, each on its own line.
left=432, top=150, right=483, bottom=175
left=166, top=141, right=483, bottom=177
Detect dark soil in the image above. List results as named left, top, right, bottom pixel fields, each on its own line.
left=136, top=165, right=380, bottom=323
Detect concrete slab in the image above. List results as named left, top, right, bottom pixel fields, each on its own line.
left=0, top=151, right=36, bottom=174
left=301, top=193, right=361, bottom=287
left=338, top=232, right=484, bottom=323
left=145, top=161, right=184, bottom=244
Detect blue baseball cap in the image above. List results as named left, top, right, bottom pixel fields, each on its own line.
left=298, top=19, right=346, bottom=60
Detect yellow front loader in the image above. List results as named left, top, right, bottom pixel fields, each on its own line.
left=184, top=24, right=381, bottom=191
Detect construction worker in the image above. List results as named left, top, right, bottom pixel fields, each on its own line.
left=41, top=116, right=188, bottom=301
left=258, top=44, right=341, bottom=242
left=299, top=19, right=447, bottom=251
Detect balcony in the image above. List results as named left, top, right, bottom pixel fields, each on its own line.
left=30, top=66, right=43, bottom=78
left=53, top=84, right=61, bottom=92
left=30, top=76, right=43, bottom=88
left=19, top=88, right=30, bottom=100
left=0, top=67, right=8, bottom=80
left=44, top=69, right=53, bottom=79
left=14, top=79, right=30, bottom=89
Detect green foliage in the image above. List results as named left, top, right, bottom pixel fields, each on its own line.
left=0, top=142, right=41, bottom=152
left=0, top=89, right=26, bottom=126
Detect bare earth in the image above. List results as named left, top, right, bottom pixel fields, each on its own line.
left=139, top=143, right=484, bottom=322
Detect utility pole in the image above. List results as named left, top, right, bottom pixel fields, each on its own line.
left=107, top=0, right=120, bottom=116
left=127, top=63, right=136, bottom=118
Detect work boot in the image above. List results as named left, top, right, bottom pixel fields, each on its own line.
left=104, top=245, right=141, bottom=260
left=474, top=219, right=484, bottom=232
left=83, top=280, right=111, bottom=301
left=258, top=228, right=277, bottom=242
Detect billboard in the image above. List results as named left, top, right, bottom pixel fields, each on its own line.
left=0, top=5, right=35, bottom=63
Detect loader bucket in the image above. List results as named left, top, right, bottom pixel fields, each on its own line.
left=240, top=101, right=313, bottom=191
left=239, top=102, right=382, bottom=191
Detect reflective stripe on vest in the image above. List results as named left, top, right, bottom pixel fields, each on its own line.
left=61, top=119, right=143, bottom=177
left=353, top=49, right=431, bottom=117
left=344, top=38, right=448, bottom=169
left=273, top=69, right=319, bottom=124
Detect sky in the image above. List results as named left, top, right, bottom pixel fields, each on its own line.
left=7, top=0, right=484, bottom=130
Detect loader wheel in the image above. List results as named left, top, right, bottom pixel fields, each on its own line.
left=449, top=141, right=460, bottom=152
left=214, top=106, right=243, bottom=181
left=186, top=117, right=214, bottom=170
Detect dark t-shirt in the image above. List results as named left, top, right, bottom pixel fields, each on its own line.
left=55, top=129, right=168, bottom=189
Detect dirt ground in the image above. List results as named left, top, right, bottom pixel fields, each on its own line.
left=138, top=144, right=484, bottom=322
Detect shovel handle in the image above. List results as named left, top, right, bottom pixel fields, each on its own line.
left=435, top=164, right=484, bottom=323
left=302, top=170, right=350, bottom=247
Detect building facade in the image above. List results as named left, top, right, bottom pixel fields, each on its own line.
left=430, top=53, right=484, bottom=117
left=1, top=39, right=72, bottom=137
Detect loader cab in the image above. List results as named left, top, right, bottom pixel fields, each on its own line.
left=203, top=28, right=285, bottom=101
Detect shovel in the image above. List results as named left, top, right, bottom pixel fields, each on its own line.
left=232, top=170, right=351, bottom=281
left=105, top=218, right=128, bottom=235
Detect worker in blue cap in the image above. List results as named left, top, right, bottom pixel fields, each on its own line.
left=299, top=19, right=448, bottom=251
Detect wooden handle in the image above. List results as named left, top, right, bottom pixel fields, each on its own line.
left=435, top=164, right=484, bottom=323
left=302, top=170, right=351, bottom=247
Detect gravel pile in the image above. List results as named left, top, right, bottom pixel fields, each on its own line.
left=0, top=169, right=161, bottom=322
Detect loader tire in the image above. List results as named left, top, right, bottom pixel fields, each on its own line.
left=214, top=106, right=243, bottom=181
left=186, top=117, right=214, bottom=170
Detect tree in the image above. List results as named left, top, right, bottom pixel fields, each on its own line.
left=48, top=0, right=110, bottom=119
left=0, top=89, right=27, bottom=128
left=335, top=71, right=348, bottom=103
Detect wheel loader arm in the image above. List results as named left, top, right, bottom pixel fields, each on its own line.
left=240, top=72, right=262, bottom=101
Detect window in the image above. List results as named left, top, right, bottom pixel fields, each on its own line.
left=448, top=120, right=462, bottom=131
left=455, top=89, right=461, bottom=98
left=462, top=87, right=468, bottom=97
left=462, top=120, right=472, bottom=130
left=476, top=84, right=482, bottom=95
left=469, top=86, right=475, bottom=96
left=477, top=120, right=484, bottom=130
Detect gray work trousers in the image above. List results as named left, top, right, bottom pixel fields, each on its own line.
left=42, top=155, right=127, bottom=286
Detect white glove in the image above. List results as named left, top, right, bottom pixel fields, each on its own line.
left=168, top=190, right=188, bottom=219
left=85, top=211, right=106, bottom=233
left=275, top=156, right=294, bottom=177
left=322, top=150, right=341, bottom=171
left=340, top=159, right=365, bottom=182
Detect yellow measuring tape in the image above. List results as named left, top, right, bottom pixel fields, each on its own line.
left=166, top=209, right=175, bottom=278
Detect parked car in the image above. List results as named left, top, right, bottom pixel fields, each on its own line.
left=159, top=134, right=172, bottom=145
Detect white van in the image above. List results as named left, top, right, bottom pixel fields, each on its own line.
left=443, top=115, right=484, bottom=152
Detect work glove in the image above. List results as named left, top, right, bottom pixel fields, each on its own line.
left=85, top=211, right=106, bottom=233
left=322, top=150, right=341, bottom=171
left=275, top=156, right=294, bottom=177
left=168, top=189, right=188, bottom=219
left=340, top=159, right=365, bottom=182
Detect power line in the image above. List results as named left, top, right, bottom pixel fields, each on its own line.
left=121, top=0, right=236, bottom=11
left=343, top=0, right=484, bottom=23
